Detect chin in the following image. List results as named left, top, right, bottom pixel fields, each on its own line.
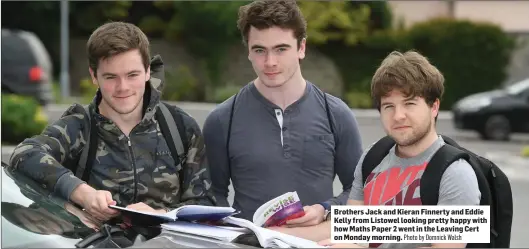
left=260, top=79, right=286, bottom=88
left=111, top=100, right=140, bottom=115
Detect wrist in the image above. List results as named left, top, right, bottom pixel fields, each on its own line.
left=318, top=202, right=331, bottom=221
left=70, top=183, right=95, bottom=207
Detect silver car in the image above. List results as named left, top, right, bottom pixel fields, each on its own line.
left=1, top=163, right=258, bottom=248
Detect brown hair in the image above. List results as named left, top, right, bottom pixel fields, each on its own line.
left=237, top=0, right=307, bottom=48
left=371, top=50, right=445, bottom=111
left=87, top=21, right=150, bottom=75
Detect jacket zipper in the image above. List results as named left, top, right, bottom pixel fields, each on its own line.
left=127, top=138, right=138, bottom=203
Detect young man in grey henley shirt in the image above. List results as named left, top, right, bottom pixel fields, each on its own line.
left=203, top=0, right=363, bottom=226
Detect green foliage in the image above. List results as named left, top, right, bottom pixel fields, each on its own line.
left=1, top=94, right=48, bottom=145
left=162, top=66, right=201, bottom=102
left=79, top=78, right=98, bottom=104
left=140, top=2, right=246, bottom=89
left=299, top=2, right=371, bottom=46
left=406, top=18, right=516, bottom=109
left=211, top=85, right=241, bottom=103
left=325, top=18, right=514, bottom=110
left=321, top=29, right=410, bottom=93
left=345, top=91, right=373, bottom=109
left=521, top=146, right=529, bottom=158
left=362, top=1, right=393, bottom=32
left=70, top=1, right=132, bottom=35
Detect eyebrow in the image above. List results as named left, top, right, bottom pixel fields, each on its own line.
left=404, top=96, right=418, bottom=101
left=101, top=70, right=142, bottom=77
left=250, top=43, right=291, bottom=50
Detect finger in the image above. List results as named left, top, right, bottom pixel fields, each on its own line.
left=104, top=191, right=114, bottom=203
left=103, top=192, right=119, bottom=213
left=286, top=213, right=312, bottom=225
left=87, top=209, right=107, bottom=222
left=96, top=193, right=116, bottom=215
left=127, top=203, right=147, bottom=211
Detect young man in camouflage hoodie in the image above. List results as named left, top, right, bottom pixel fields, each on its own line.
left=8, top=22, right=215, bottom=222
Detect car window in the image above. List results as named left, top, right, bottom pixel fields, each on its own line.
left=1, top=30, right=35, bottom=66
left=17, top=30, right=53, bottom=71
left=506, top=78, right=529, bottom=96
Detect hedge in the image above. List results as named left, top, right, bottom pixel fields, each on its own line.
left=323, top=18, right=516, bottom=110
left=1, top=94, right=48, bottom=145
left=406, top=18, right=516, bottom=109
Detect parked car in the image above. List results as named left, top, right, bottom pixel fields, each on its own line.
left=452, top=78, right=529, bottom=141
left=1, top=28, right=54, bottom=106
left=0, top=162, right=257, bottom=248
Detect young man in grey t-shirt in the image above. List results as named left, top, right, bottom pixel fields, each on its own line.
left=269, top=51, right=481, bottom=248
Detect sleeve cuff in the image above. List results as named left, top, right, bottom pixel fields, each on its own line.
left=54, top=172, right=85, bottom=201
left=319, top=201, right=331, bottom=211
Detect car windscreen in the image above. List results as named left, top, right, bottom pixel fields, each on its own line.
left=1, top=167, right=96, bottom=248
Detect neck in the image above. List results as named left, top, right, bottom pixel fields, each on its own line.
left=99, top=98, right=143, bottom=137
left=396, top=128, right=439, bottom=158
left=255, top=70, right=306, bottom=110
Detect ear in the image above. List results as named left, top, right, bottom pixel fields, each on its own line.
left=88, top=67, right=98, bottom=86
left=146, top=66, right=151, bottom=81
left=431, top=98, right=440, bottom=118
left=298, top=38, right=306, bottom=60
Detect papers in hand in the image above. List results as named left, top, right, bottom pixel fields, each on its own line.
left=161, top=221, right=249, bottom=242
left=253, top=191, right=306, bottom=227
left=223, top=216, right=325, bottom=248
left=108, top=204, right=237, bottom=226
left=161, top=217, right=324, bottom=248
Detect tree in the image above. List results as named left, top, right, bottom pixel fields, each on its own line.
left=298, top=1, right=371, bottom=46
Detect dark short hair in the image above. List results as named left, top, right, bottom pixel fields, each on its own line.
left=371, top=50, right=445, bottom=111
left=237, top=0, right=307, bottom=48
left=87, top=21, right=150, bottom=75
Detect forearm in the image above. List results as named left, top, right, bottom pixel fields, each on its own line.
left=9, top=136, right=84, bottom=200
left=325, top=190, right=351, bottom=206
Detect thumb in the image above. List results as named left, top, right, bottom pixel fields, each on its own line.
left=104, top=191, right=115, bottom=205
left=286, top=212, right=311, bottom=225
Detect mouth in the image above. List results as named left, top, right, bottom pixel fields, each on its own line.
left=114, top=94, right=133, bottom=99
left=264, top=72, right=280, bottom=77
left=393, top=126, right=411, bottom=130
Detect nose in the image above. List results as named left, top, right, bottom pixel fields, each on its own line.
left=265, top=53, right=278, bottom=67
left=393, top=105, right=406, bottom=121
left=115, top=77, right=129, bottom=92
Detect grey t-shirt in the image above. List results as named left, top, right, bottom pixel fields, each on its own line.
left=203, top=81, right=363, bottom=220
left=349, top=136, right=481, bottom=248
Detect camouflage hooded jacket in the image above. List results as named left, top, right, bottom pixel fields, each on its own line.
left=8, top=55, right=216, bottom=210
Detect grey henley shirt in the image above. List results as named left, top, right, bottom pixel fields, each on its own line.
left=203, top=81, right=363, bottom=220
